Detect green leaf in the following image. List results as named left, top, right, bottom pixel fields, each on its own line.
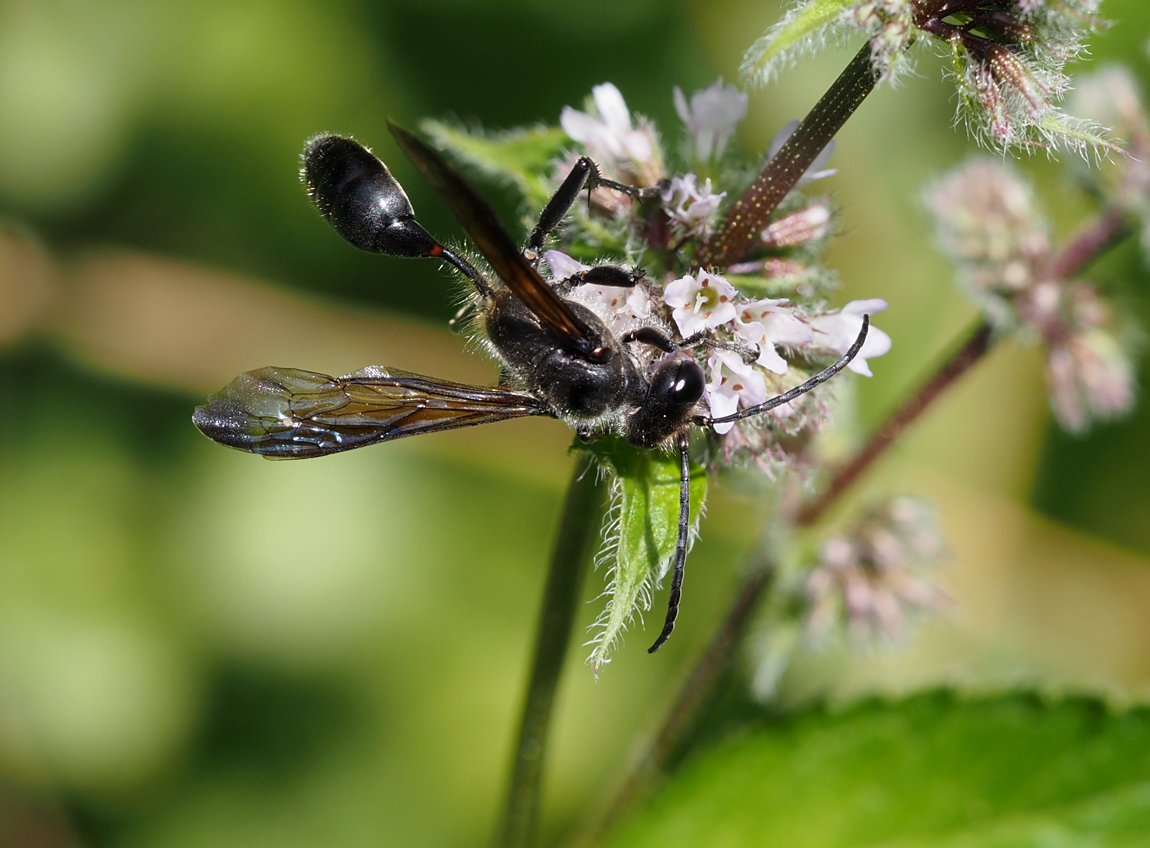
left=583, top=437, right=707, bottom=671
left=741, top=0, right=857, bottom=88
left=420, top=120, right=569, bottom=209
left=603, top=691, right=1150, bottom=847
left=1035, top=110, right=1124, bottom=160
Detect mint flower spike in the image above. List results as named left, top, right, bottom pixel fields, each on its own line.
left=926, top=157, right=1136, bottom=433
left=803, top=497, right=949, bottom=644
left=924, top=158, right=1051, bottom=326
left=1071, top=68, right=1150, bottom=256
left=741, top=0, right=1117, bottom=157
left=1046, top=320, right=1135, bottom=433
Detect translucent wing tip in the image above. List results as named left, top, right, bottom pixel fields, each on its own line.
left=192, top=394, right=260, bottom=453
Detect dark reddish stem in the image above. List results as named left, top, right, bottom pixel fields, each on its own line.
left=794, top=319, right=994, bottom=527
left=700, top=45, right=881, bottom=269
left=1046, top=204, right=1128, bottom=281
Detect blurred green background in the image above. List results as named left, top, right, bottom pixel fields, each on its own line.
left=2, top=1, right=1149, bottom=846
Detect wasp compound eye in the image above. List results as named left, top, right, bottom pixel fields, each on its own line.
left=650, top=357, right=705, bottom=406
left=668, top=359, right=705, bottom=404
left=302, top=134, right=439, bottom=258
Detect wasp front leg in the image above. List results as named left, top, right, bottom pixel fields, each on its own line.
left=525, top=156, right=665, bottom=256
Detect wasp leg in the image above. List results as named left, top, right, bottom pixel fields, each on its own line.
left=553, top=265, right=646, bottom=295
left=620, top=326, right=677, bottom=353
left=526, top=156, right=665, bottom=255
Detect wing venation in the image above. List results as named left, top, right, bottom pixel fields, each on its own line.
left=193, top=366, right=551, bottom=458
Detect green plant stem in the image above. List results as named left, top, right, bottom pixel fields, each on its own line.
left=572, top=554, right=778, bottom=847
left=700, top=43, right=881, bottom=269
left=494, top=451, right=602, bottom=848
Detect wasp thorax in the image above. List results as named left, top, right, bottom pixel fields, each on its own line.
left=484, top=292, right=636, bottom=422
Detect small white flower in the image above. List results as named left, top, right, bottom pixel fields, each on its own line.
left=706, top=349, right=768, bottom=435
left=733, top=298, right=813, bottom=374
left=809, top=299, right=892, bottom=376
left=561, top=83, right=656, bottom=174
left=1046, top=327, right=1135, bottom=433
left=663, top=270, right=738, bottom=337
left=673, top=79, right=749, bottom=162
left=660, top=174, right=726, bottom=232
left=543, top=249, right=585, bottom=281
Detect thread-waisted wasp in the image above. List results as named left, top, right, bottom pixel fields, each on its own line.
left=192, top=124, right=868, bottom=653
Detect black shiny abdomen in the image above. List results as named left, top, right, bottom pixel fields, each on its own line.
left=302, top=134, right=438, bottom=258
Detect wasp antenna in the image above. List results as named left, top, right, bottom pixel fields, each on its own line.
left=648, top=432, right=692, bottom=653
left=702, top=315, right=870, bottom=427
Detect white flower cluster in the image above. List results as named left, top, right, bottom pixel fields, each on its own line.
left=805, top=497, right=949, bottom=643
left=553, top=81, right=893, bottom=444
left=926, top=157, right=1135, bottom=432
left=664, top=273, right=890, bottom=434
left=547, top=252, right=891, bottom=438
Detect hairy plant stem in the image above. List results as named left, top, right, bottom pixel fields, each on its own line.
left=579, top=204, right=1132, bottom=843
left=700, top=44, right=881, bottom=269
left=495, top=452, right=602, bottom=848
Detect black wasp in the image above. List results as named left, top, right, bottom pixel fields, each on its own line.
left=193, top=123, right=869, bottom=653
